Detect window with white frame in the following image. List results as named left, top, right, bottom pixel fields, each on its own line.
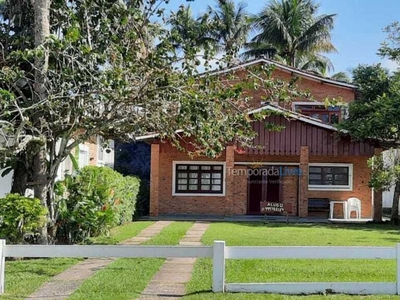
left=79, top=145, right=90, bottom=168
left=293, top=102, right=344, bottom=124
left=308, top=164, right=353, bottom=191
left=173, top=163, right=225, bottom=195
left=97, top=135, right=104, bottom=163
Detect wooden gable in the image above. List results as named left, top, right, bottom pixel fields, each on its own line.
left=247, top=115, right=375, bottom=156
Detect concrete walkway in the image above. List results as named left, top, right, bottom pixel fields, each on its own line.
left=26, top=221, right=172, bottom=300
left=138, top=221, right=210, bottom=300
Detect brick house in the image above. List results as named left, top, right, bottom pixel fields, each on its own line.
left=142, top=59, right=381, bottom=219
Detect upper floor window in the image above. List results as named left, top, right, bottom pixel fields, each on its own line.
left=294, top=103, right=342, bottom=124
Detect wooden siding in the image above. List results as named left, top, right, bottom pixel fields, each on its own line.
left=246, top=116, right=375, bottom=156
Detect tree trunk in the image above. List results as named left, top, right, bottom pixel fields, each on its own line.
left=33, top=0, right=51, bottom=244
left=10, top=154, right=28, bottom=195
left=32, top=146, right=49, bottom=244
left=373, top=189, right=383, bottom=222
left=391, top=180, right=400, bottom=225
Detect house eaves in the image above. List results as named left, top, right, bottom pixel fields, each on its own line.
left=248, top=104, right=341, bottom=132
left=202, top=58, right=357, bottom=90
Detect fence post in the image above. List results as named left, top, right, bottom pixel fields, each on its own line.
left=397, top=243, right=400, bottom=295
left=0, top=239, right=5, bottom=294
left=212, top=240, right=225, bottom=293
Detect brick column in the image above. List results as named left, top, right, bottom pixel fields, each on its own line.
left=373, top=147, right=383, bottom=221
left=225, top=145, right=235, bottom=216
left=149, top=143, right=160, bottom=217
left=299, top=146, right=309, bottom=218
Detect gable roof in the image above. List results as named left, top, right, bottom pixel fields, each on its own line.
left=135, top=104, right=339, bottom=141
left=203, top=58, right=356, bottom=90
left=248, top=103, right=340, bottom=132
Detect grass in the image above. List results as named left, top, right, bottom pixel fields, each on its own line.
left=69, top=221, right=194, bottom=300
left=184, top=222, right=400, bottom=300
left=0, top=221, right=155, bottom=299
left=89, top=221, right=155, bottom=245
left=1, top=258, right=80, bottom=300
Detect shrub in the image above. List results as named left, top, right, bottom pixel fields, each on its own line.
left=0, top=194, right=47, bottom=244
left=55, top=166, right=140, bottom=244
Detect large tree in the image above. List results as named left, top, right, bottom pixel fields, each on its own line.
left=0, top=0, right=301, bottom=242
left=207, top=0, right=251, bottom=60
left=242, top=0, right=336, bottom=74
left=340, top=23, right=400, bottom=223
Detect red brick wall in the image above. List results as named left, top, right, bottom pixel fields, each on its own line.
left=308, top=155, right=372, bottom=218
left=153, top=141, right=372, bottom=218
left=271, top=69, right=355, bottom=103
left=157, top=141, right=227, bottom=215
left=86, top=141, right=98, bottom=166
left=222, top=67, right=355, bottom=109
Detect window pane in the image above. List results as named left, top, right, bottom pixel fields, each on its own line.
left=178, top=185, right=187, bottom=190
left=189, top=185, right=197, bottom=190
left=189, top=179, right=198, bottom=184
left=328, top=106, right=341, bottom=112
left=309, top=180, right=322, bottom=185
left=177, top=165, right=187, bottom=170
left=189, top=165, right=199, bottom=170
left=333, top=167, right=348, bottom=174
left=324, top=174, right=333, bottom=181
left=212, top=179, right=221, bottom=185
left=201, top=179, right=211, bottom=184
left=213, top=166, right=223, bottom=170
left=212, top=173, right=221, bottom=179
left=189, top=173, right=198, bottom=178
left=178, top=173, right=187, bottom=178
left=331, top=114, right=339, bottom=124
left=212, top=185, right=221, bottom=191
left=323, top=167, right=332, bottom=173
left=201, top=173, right=211, bottom=179
left=334, top=174, right=347, bottom=181
left=201, top=166, right=211, bottom=170
left=309, top=174, right=321, bottom=180
left=201, top=185, right=210, bottom=191
left=335, top=180, right=348, bottom=185
left=321, top=114, right=329, bottom=123
left=309, top=167, right=321, bottom=173
left=178, top=179, right=187, bottom=184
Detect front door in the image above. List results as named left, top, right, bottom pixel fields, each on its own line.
left=247, top=167, right=281, bottom=214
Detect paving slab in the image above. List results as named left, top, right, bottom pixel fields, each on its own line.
left=137, top=222, right=209, bottom=300
left=25, top=221, right=172, bottom=300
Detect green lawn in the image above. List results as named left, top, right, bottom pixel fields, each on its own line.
left=0, top=221, right=155, bottom=299
left=185, top=222, right=400, bottom=300
left=1, top=258, right=80, bottom=300
left=69, top=221, right=194, bottom=300
left=89, top=221, right=155, bottom=245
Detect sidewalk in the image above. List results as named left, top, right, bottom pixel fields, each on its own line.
left=25, top=221, right=172, bottom=300
left=138, top=221, right=210, bottom=300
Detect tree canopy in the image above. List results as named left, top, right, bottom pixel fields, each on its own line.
left=340, top=22, right=400, bottom=223
left=0, top=0, right=303, bottom=242
left=242, top=0, right=336, bottom=75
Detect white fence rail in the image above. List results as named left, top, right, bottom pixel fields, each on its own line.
left=0, top=239, right=399, bottom=295
left=217, top=241, right=400, bottom=295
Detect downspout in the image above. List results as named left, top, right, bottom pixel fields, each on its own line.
left=297, top=170, right=300, bottom=217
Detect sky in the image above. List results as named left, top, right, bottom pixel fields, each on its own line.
left=164, top=0, right=400, bottom=76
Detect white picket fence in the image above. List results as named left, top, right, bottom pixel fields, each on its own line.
left=1, top=239, right=400, bottom=295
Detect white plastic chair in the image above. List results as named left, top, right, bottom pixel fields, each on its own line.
left=347, top=197, right=361, bottom=219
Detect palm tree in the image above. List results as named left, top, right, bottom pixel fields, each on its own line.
left=331, top=71, right=351, bottom=83
left=243, top=0, right=336, bottom=72
left=207, top=0, right=251, bottom=59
